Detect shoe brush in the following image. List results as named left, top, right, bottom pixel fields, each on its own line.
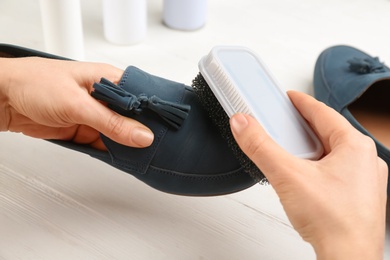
left=192, top=46, right=323, bottom=182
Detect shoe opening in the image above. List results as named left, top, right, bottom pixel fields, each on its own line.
left=0, top=52, right=15, bottom=58
left=348, top=80, right=390, bottom=148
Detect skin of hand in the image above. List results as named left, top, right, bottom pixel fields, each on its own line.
left=230, top=91, right=388, bottom=259
left=0, top=57, right=154, bottom=150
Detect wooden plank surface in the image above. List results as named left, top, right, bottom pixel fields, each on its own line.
left=0, top=0, right=389, bottom=259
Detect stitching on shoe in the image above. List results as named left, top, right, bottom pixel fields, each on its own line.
left=319, top=51, right=339, bottom=110
left=320, top=52, right=331, bottom=94
left=148, top=165, right=246, bottom=181
left=118, top=69, right=130, bottom=88
left=108, top=127, right=167, bottom=174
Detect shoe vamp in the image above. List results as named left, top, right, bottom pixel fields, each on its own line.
left=151, top=88, right=241, bottom=175
left=320, top=46, right=386, bottom=110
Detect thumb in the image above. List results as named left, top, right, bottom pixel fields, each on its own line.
left=230, top=113, right=298, bottom=183
left=80, top=97, right=154, bottom=148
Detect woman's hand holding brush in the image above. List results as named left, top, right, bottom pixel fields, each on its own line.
left=230, top=91, right=387, bottom=260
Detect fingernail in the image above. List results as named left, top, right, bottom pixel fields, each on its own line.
left=230, top=114, right=249, bottom=135
left=132, top=127, right=154, bottom=147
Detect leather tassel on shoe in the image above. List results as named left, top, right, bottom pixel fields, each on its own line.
left=92, top=78, right=191, bottom=129
left=347, top=57, right=385, bottom=74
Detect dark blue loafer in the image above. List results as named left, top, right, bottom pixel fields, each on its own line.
left=313, top=45, right=390, bottom=195
left=0, top=43, right=257, bottom=196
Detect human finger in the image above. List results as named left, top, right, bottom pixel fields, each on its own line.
left=73, top=62, right=124, bottom=92
left=77, top=97, right=154, bottom=148
left=287, top=91, right=356, bottom=153
left=230, top=113, right=299, bottom=182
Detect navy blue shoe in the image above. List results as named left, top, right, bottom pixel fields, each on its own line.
left=0, top=43, right=257, bottom=196
left=313, top=45, right=390, bottom=195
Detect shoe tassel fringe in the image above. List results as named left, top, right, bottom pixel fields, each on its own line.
left=92, top=78, right=191, bottom=130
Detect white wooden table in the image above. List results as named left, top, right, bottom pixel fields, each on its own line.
left=0, top=0, right=389, bottom=259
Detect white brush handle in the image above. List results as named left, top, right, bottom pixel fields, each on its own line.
left=199, top=46, right=324, bottom=160
left=39, top=0, right=84, bottom=60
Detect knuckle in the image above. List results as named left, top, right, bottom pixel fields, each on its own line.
left=335, top=128, right=376, bottom=152
left=106, top=113, right=125, bottom=137
left=241, top=134, right=267, bottom=159
left=329, top=126, right=351, bottom=145
left=64, top=93, right=89, bottom=122
left=354, top=134, right=376, bottom=151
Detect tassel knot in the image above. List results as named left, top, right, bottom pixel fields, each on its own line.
left=347, top=57, right=385, bottom=74
left=92, top=78, right=190, bottom=129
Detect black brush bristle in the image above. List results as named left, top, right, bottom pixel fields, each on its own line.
left=192, top=73, right=267, bottom=184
